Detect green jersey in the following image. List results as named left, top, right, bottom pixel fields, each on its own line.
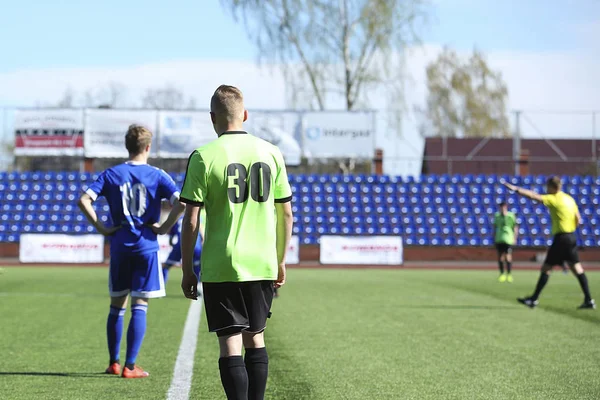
left=494, top=212, right=517, bottom=245
left=180, top=131, right=292, bottom=283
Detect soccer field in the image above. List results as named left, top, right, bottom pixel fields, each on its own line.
left=1, top=267, right=599, bottom=400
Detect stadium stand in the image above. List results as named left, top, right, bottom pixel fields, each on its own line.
left=0, top=171, right=598, bottom=247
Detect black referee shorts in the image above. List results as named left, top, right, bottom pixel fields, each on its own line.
left=202, top=280, right=275, bottom=337
left=544, top=232, right=580, bottom=267
left=495, top=243, right=512, bottom=255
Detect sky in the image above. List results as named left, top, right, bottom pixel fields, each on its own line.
left=0, top=0, right=599, bottom=174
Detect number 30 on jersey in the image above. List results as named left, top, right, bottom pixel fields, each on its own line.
left=227, top=162, right=271, bottom=203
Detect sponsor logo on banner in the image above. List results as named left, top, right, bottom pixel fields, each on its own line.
left=158, top=111, right=216, bottom=158
left=285, top=235, right=300, bottom=264
left=84, top=109, right=157, bottom=158
left=14, top=109, right=84, bottom=156
left=320, top=236, right=403, bottom=265
left=19, top=234, right=105, bottom=263
left=302, top=111, right=375, bottom=158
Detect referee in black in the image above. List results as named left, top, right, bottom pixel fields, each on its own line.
left=503, top=177, right=595, bottom=309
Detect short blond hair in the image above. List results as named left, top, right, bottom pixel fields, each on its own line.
left=125, top=124, right=152, bottom=155
left=210, top=85, right=244, bottom=122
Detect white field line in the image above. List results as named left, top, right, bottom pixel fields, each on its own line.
left=167, top=299, right=203, bottom=400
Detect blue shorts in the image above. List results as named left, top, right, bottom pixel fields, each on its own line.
left=165, top=242, right=202, bottom=279
left=109, top=251, right=165, bottom=299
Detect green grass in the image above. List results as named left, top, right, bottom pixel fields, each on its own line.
left=1, top=266, right=599, bottom=399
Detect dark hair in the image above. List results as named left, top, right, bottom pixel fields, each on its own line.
left=498, top=201, right=507, bottom=206
left=546, top=176, right=562, bottom=190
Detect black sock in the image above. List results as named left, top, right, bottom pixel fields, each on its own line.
left=110, top=359, right=120, bottom=365
left=498, top=261, right=504, bottom=274
left=506, top=262, right=512, bottom=274
left=245, top=348, right=269, bottom=400
left=219, top=356, right=248, bottom=400
left=576, top=273, right=592, bottom=302
left=532, top=273, right=550, bottom=301
left=125, top=363, right=135, bottom=370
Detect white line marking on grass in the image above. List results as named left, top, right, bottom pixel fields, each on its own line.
left=167, top=299, right=203, bottom=400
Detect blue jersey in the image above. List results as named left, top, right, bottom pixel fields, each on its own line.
left=85, top=161, right=180, bottom=254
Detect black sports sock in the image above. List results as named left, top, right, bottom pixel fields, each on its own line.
left=506, top=262, right=512, bottom=274
left=498, top=261, right=504, bottom=274
left=532, top=273, right=550, bottom=301
left=219, top=356, right=248, bottom=400
left=576, top=273, right=592, bottom=302
left=245, top=348, right=269, bottom=400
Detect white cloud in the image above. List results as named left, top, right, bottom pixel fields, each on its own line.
left=1, top=44, right=599, bottom=175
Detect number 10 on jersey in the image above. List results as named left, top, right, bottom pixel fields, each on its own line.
left=227, top=162, right=272, bottom=203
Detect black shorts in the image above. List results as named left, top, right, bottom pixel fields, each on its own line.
left=544, top=232, right=580, bottom=266
left=495, top=243, right=512, bottom=254
left=202, top=280, right=274, bottom=337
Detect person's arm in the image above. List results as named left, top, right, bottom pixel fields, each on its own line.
left=513, top=222, right=519, bottom=242
left=181, top=205, right=201, bottom=299
left=78, top=193, right=120, bottom=236
left=178, top=150, right=206, bottom=300
left=150, top=201, right=185, bottom=235
left=502, top=182, right=544, bottom=202
left=198, top=213, right=205, bottom=244
left=575, top=208, right=582, bottom=226
left=275, top=201, right=294, bottom=288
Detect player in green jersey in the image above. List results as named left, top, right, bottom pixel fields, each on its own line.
left=493, top=201, right=518, bottom=283
left=179, top=85, right=294, bottom=400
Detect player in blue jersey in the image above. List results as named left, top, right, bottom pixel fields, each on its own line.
left=78, top=125, right=185, bottom=379
left=162, top=212, right=204, bottom=286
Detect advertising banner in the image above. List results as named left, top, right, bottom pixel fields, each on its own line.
left=19, top=234, right=105, bottom=263
left=14, top=109, right=84, bottom=156
left=245, top=112, right=302, bottom=166
left=320, top=236, right=403, bottom=265
left=285, top=235, right=300, bottom=264
left=85, top=109, right=157, bottom=158
left=157, top=111, right=216, bottom=158
left=302, top=111, right=374, bottom=158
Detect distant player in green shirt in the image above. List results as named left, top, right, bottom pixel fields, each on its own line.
left=179, top=85, right=294, bottom=400
left=503, top=177, right=595, bottom=310
left=493, top=201, right=518, bottom=283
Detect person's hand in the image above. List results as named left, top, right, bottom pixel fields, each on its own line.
left=502, top=181, right=518, bottom=192
left=147, top=222, right=167, bottom=235
left=181, top=271, right=199, bottom=300
left=275, top=263, right=286, bottom=289
left=97, top=225, right=120, bottom=236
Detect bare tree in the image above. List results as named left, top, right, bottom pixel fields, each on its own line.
left=221, top=0, right=427, bottom=111
left=140, top=84, right=197, bottom=110
left=56, top=88, right=75, bottom=108
left=419, top=48, right=510, bottom=138
left=81, top=81, right=128, bottom=108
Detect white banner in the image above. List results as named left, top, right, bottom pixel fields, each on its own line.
left=19, top=234, right=105, bottom=263
left=246, top=112, right=302, bottom=166
left=302, top=111, right=375, bottom=158
left=285, top=235, right=300, bottom=264
left=320, top=236, right=403, bottom=265
left=84, top=109, right=157, bottom=158
left=14, top=109, right=84, bottom=156
left=157, top=111, right=216, bottom=158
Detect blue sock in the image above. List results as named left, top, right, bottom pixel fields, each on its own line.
left=107, top=306, right=126, bottom=364
left=163, top=266, right=170, bottom=285
left=125, top=304, right=148, bottom=367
